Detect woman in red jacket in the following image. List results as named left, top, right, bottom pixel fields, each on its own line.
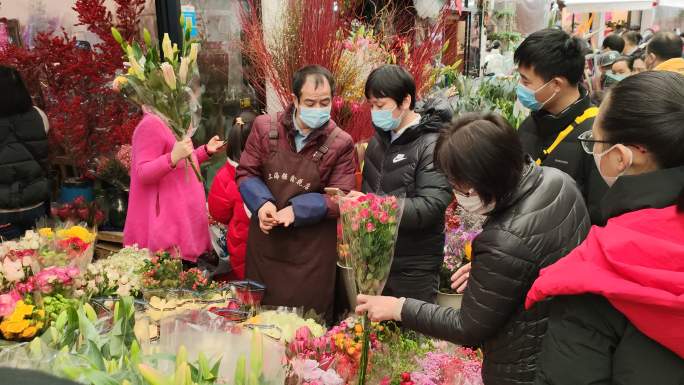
left=208, top=116, right=254, bottom=280
left=527, top=71, right=684, bottom=384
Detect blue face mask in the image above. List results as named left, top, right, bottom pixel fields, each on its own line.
left=604, top=72, right=627, bottom=87
left=298, top=106, right=331, bottom=129
left=515, top=80, right=556, bottom=112
left=371, top=107, right=404, bottom=132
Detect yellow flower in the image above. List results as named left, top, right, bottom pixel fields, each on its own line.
left=38, top=228, right=53, bottom=238
left=4, top=320, right=30, bottom=334
left=113, top=76, right=128, bottom=93
left=464, top=241, right=473, bottom=261
left=57, top=226, right=95, bottom=243
left=188, top=43, right=199, bottom=63
left=162, top=33, right=174, bottom=61
left=20, top=325, right=37, bottom=338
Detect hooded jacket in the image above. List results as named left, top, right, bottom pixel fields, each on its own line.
left=527, top=166, right=684, bottom=385
left=518, top=87, right=608, bottom=224
left=361, top=98, right=453, bottom=274
left=401, top=161, right=591, bottom=385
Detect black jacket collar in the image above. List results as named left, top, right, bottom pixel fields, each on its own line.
left=601, top=166, right=684, bottom=222
left=531, top=87, right=592, bottom=138
left=490, top=157, right=541, bottom=216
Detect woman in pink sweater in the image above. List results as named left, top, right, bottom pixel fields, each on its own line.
left=124, top=112, right=224, bottom=262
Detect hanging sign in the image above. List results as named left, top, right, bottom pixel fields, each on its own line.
left=181, top=4, right=198, bottom=38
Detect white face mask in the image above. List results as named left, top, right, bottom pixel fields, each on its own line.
left=593, top=144, right=633, bottom=187
left=454, top=190, right=495, bottom=215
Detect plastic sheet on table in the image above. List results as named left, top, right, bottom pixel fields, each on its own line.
left=157, top=309, right=286, bottom=384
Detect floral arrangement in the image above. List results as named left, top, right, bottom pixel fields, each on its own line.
left=178, top=267, right=214, bottom=291
left=82, top=245, right=149, bottom=298
left=35, top=225, right=96, bottom=269
left=246, top=310, right=326, bottom=344
left=339, top=194, right=404, bottom=385
left=112, top=17, right=203, bottom=180
left=0, top=299, right=45, bottom=341
left=406, top=349, right=483, bottom=385
left=91, top=144, right=132, bottom=190
left=439, top=226, right=480, bottom=295
left=50, top=196, right=106, bottom=228
left=31, top=266, right=81, bottom=295
left=292, top=358, right=344, bottom=385
left=141, top=250, right=183, bottom=290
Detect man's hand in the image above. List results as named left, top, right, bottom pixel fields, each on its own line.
left=171, top=138, right=194, bottom=166
left=275, top=206, right=295, bottom=227
left=451, top=262, right=471, bottom=293
left=345, top=190, right=366, bottom=200
left=257, top=202, right=279, bottom=234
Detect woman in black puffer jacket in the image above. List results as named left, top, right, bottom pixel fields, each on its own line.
left=361, top=65, right=453, bottom=304
left=357, top=113, right=591, bottom=385
left=0, top=66, right=49, bottom=240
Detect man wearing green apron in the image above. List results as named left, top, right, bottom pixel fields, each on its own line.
left=236, top=65, right=355, bottom=323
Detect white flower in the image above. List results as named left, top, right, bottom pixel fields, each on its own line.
left=321, top=369, right=344, bottom=385
left=179, top=56, right=189, bottom=85
left=107, top=271, right=120, bottom=282
left=116, top=283, right=132, bottom=297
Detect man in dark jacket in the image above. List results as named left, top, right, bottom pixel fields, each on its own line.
left=357, top=113, right=591, bottom=385
left=515, top=29, right=608, bottom=224
left=361, top=65, right=453, bottom=303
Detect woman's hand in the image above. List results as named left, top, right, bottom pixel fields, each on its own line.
left=451, top=262, right=471, bottom=293
left=355, top=294, right=405, bottom=322
left=171, top=138, right=194, bottom=166
left=206, top=135, right=226, bottom=155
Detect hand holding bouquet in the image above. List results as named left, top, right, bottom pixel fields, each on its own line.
left=111, top=19, right=206, bottom=181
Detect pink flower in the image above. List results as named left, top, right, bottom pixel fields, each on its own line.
left=366, top=222, right=375, bottom=232
left=359, top=208, right=370, bottom=219
left=0, top=291, right=20, bottom=317
left=296, top=326, right=312, bottom=341
left=379, top=212, right=389, bottom=224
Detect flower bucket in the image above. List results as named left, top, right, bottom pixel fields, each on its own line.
left=436, top=292, right=463, bottom=309
left=337, top=263, right=357, bottom=309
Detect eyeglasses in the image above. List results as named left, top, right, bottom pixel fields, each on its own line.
left=577, top=130, right=615, bottom=155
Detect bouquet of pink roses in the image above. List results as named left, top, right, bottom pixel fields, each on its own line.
left=338, top=194, right=404, bottom=385
left=338, top=194, right=404, bottom=296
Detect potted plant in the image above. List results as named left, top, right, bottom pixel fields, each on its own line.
left=437, top=202, right=483, bottom=309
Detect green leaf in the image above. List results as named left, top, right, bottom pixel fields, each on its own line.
left=234, top=356, right=246, bottom=385
left=83, top=339, right=106, bottom=371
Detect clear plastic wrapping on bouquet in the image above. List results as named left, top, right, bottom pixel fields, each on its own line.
left=338, top=194, right=405, bottom=296
left=157, top=309, right=286, bottom=384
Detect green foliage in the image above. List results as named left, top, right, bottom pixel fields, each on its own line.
left=368, top=323, right=434, bottom=383
left=449, top=74, right=526, bottom=129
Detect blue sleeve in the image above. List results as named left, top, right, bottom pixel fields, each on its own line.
left=239, top=177, right=275, bottom=213
left=289, top=193, right=328, bottom=227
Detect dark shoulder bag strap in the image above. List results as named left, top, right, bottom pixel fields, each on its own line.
left=312, top=126, right=342, bottom=163
left=268, top=115, right=279, bottom=155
